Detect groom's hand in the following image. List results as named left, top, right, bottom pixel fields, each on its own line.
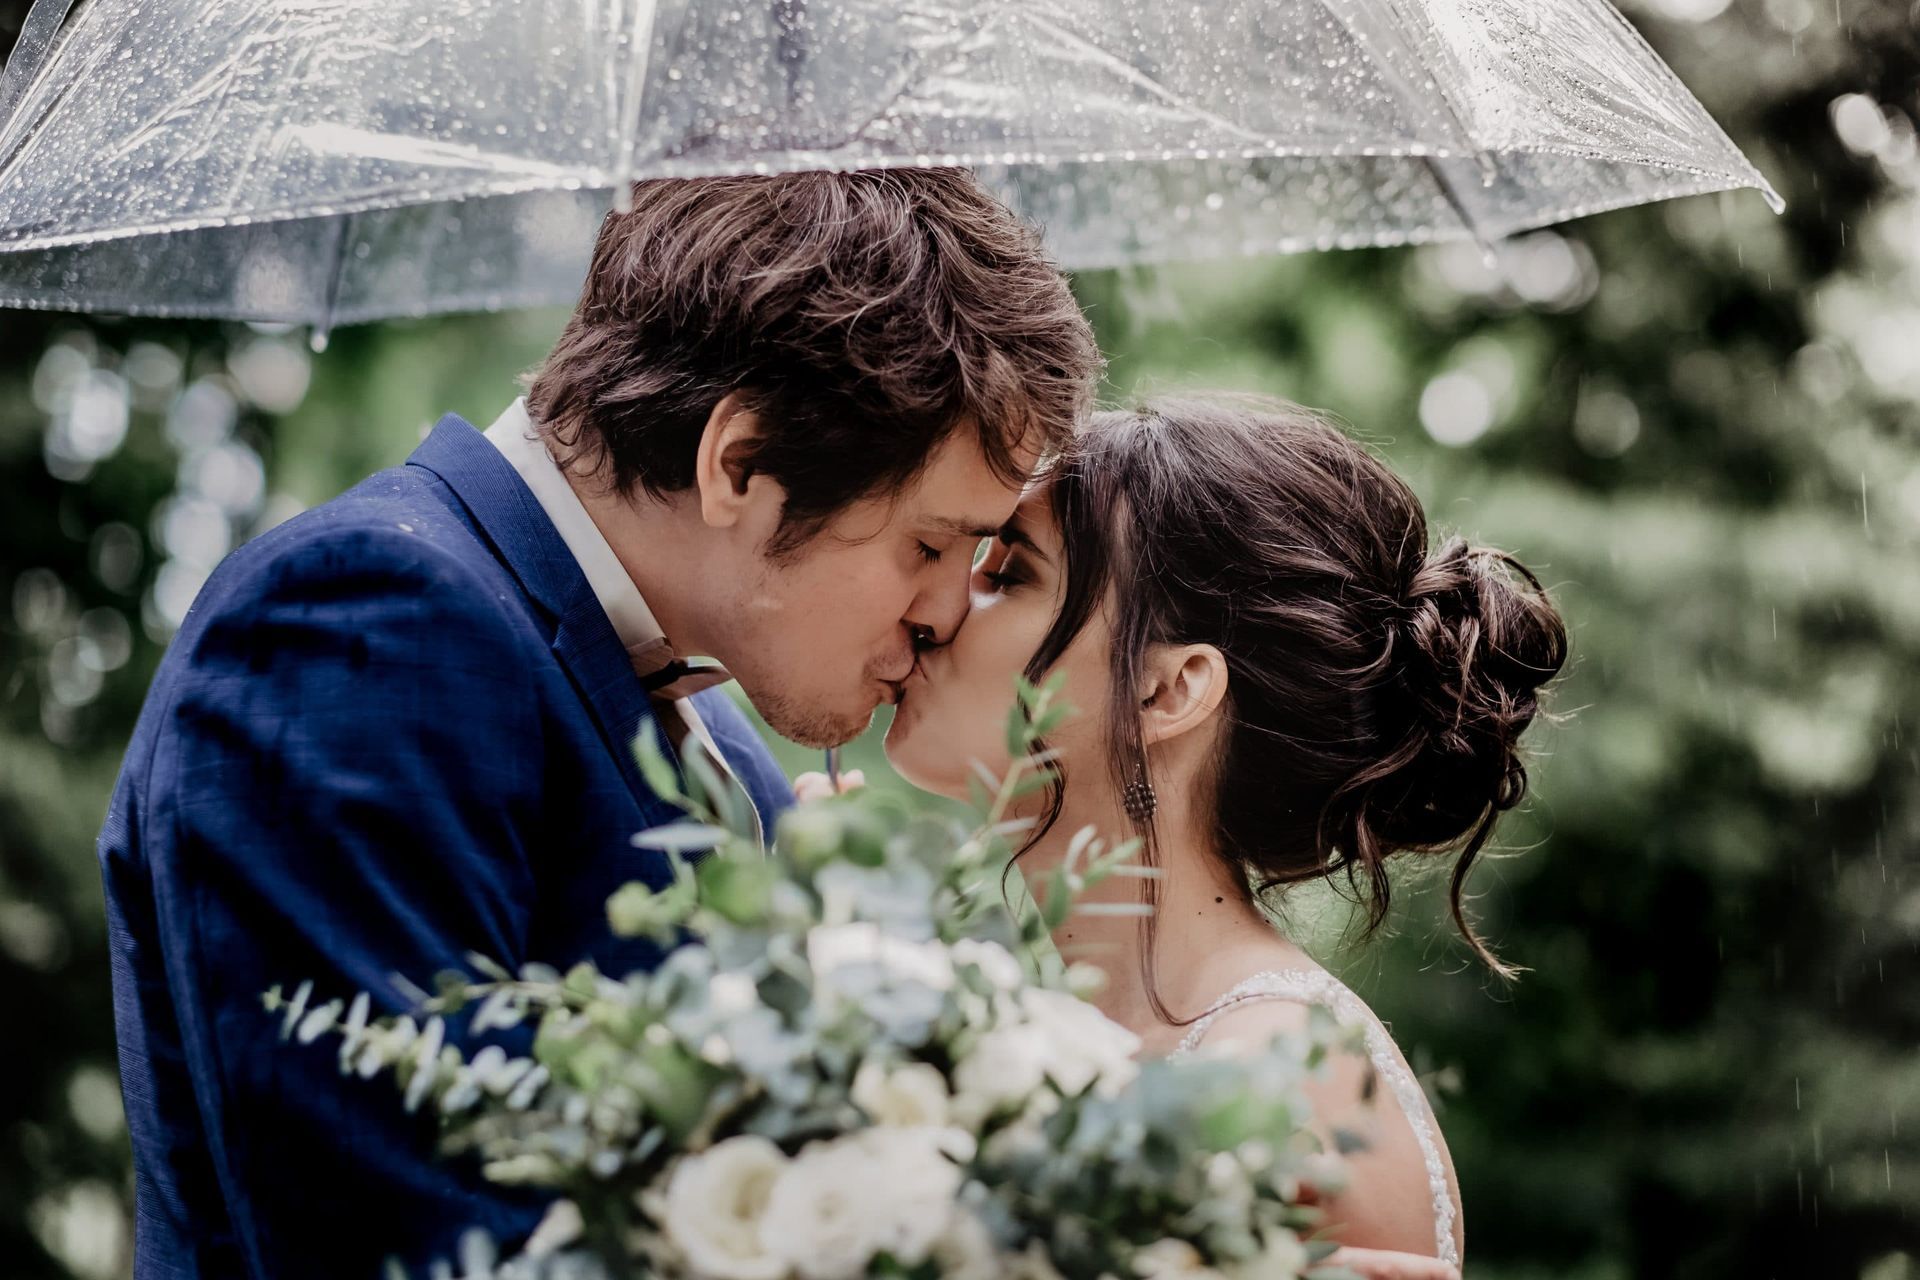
left=793, top=769, right=865, bottom=802
left=1314, top=1248, right=1461, bottom=1280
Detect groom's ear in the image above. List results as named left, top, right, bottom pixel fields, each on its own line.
left=1138, top=644, right=1229, bottom=747
left=693, top=392, right=780, bottom=529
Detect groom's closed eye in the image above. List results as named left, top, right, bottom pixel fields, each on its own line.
left=918, top=535, right=996, bottom=566
left=918, top=517, right=1002, bottom=568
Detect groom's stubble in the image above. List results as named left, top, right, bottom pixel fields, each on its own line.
left=711, top=555, right=911, bottom=749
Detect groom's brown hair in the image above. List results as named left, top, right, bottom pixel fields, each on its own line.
left=524, top=169, right=1100, bottom=554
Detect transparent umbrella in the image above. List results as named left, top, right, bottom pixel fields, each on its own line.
left=0, top=0, right=1778, bottom=338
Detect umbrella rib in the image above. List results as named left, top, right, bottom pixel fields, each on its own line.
left=0, top=0, right=80, bottom=142
left=1312, top=0, right=1489, bottom=168
left=1420, top=154, right=1492, bottom=254
left=315, top=209, right=355, bottom=344
left=1008, top=9, right=1277, bottom=150
left=612, top=0, right=658, bottom=202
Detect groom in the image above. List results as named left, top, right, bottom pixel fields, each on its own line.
left=98, top=168, right=1099, bottom=1280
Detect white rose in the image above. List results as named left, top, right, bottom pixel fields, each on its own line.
left=854, top=1128, right=965, bottom=1265
left=979, top=1110, right=1051, bottom=1164
left=930, top=1207, right=1004, bottom=1280
left=523, top=1199, right=584, bottom=1258
left=1133, top=1238, right=1227, bottom=1278
left=851, top=1059, right=951, bottom=1129
left=807, top=923, right=954, bottom=993
left=764, top=1129, right=962, bottom=1279
left=950, top=938, right=1025, bottom=991
left=1224, top=1230, right=1310, bottom=1280
left=660, top=1136, right=790, bottom=1280
left=951, top=1022, right=1053, bottom=1126
left=709, top=971, right=760, bottom=1017
left=1204, top=1151, right=1258, bottom=1213
left=952, top=989, right=1142, bottom=1124
left=1020, top=988, right=1143, bottom=1098
left=1006, top=1240, right=1070, bottom=1280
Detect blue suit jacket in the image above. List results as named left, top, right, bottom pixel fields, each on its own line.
left=98, top=414, right=795, bottom=1280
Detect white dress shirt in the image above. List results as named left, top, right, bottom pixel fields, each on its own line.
left=484, top=397, right=763, bottom=846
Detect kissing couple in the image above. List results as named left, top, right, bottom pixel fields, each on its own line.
left=100, top=168, right=1566, bottom=1280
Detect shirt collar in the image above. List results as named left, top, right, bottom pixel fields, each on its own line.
left=484, top=397, right=678, bottom=674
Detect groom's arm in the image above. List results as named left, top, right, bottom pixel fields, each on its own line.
left=145, top=522, right=554, bottom=1280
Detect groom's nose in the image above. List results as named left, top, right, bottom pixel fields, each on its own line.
left=904, top=561, right=973, bottom=647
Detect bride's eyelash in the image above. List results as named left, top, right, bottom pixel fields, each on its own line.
left=916, top=541, right=943, bottom=565
left=981, top=567, right=1023, bottom=591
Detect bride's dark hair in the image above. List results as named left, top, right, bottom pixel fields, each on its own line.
left=1022, top=396, right=1567, bottom=990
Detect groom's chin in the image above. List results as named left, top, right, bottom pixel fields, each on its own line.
left=789, top=722, right=868, bottom=750
left=768, top=702, right=875, bottom=750
left=736, top=679, right=880, bottom=749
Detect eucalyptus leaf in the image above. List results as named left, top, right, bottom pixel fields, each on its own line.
left=1033, top=704, right=1072, bottom=737
left=1004, top=703, right=1030, bottom=761
left=631, top=722, right=686, bottom=806
left=682, top=749, right=734, bottom=828
left=1040, top=868, right=1073, bottom=930
left=696, top=856, right=777, bottom=925
left=630, top=823, right=728, bottom=854
left=1008, top=769, right=1056, bottom=801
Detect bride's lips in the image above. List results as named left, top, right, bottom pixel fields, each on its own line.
left=884, top=656, right=929, bottom=706
left=879, top=662, right=916, bottom=705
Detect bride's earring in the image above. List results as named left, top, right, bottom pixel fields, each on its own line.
left=1126, top=693, right=1159, bottom=823
left=1123, top=760, right=1157, bottom=823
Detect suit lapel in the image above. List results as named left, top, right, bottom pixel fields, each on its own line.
left=407, top=415, right=678, bottom=829
left=550, top=591, right=671, bottom=821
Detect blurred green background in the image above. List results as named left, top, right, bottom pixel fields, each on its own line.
left=3, top=2, right=1916, bottom=1277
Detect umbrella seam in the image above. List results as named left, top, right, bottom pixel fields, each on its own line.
left=0, top=170, right=1766, bottom=323
left=0, top=143, right=1775, bottom=253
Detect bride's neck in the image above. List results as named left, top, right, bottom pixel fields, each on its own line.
left=1012, top=773, right=1305, bottom=1041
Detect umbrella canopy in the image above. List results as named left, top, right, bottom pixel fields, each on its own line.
left=0, top=0, right=1779, bottom=332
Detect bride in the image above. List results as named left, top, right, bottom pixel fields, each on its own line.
left=864, top=395, right=1566, bottom=1268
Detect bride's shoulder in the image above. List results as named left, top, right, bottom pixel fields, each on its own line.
left=1189, top=971, right=1461, bottom=1259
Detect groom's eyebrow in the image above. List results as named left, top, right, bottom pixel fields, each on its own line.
left=925, top=515, right=1002, bottom=539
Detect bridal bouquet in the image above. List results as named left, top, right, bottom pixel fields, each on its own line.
left=269, top=680, right=1362, bottom=1280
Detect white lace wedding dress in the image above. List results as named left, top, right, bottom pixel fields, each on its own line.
left=1170, top=968, right=1462, bottom=1268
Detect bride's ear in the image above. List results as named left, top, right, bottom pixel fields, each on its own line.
left=1138, top=644, right=1228, bottom=747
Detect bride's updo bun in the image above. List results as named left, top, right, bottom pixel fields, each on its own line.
left=1027, top=397, right=1567, bottom=976
left=1361, top=537, right=1565, bottom=854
